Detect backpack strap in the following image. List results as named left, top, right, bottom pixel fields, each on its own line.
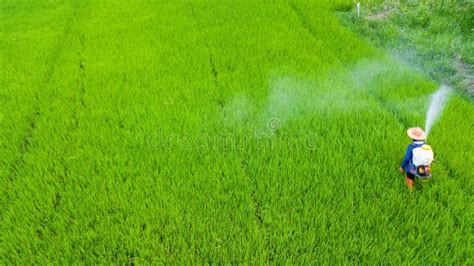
left=408, top=142, right=425, bottom=174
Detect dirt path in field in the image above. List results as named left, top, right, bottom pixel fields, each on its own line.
left=366, top=11, right=391, bottom=21
left=454, top=55, right=474, bottom=95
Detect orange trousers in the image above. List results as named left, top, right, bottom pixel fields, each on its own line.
left=405, top=176, right=414, bottom=190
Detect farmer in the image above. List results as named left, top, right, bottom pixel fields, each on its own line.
left=399, top=127, right=427, bottom=191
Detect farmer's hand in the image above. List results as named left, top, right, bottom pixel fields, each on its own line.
left=399, top=167, right=404, bottom=173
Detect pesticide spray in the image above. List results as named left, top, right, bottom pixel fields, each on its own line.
left=425, top=85, right=452, bottom=138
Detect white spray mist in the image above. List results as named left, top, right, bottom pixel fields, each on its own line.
left=425, top=85, right=452, bottom=138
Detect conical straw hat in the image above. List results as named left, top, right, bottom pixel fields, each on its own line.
left=407, top=127, right=427, bottom=141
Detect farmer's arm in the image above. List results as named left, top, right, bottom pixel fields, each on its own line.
left=401, top=145, right=413, bottom=170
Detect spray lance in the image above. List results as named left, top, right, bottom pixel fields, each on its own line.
left=420, top=86, right=452, bottom=181
left=425, top=85, right=452, bottom=139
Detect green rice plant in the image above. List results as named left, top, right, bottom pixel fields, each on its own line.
left=0, top=0, right=472, bottom=264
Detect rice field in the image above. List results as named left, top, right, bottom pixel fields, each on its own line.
left=1, top=1, right=473, bottom=264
